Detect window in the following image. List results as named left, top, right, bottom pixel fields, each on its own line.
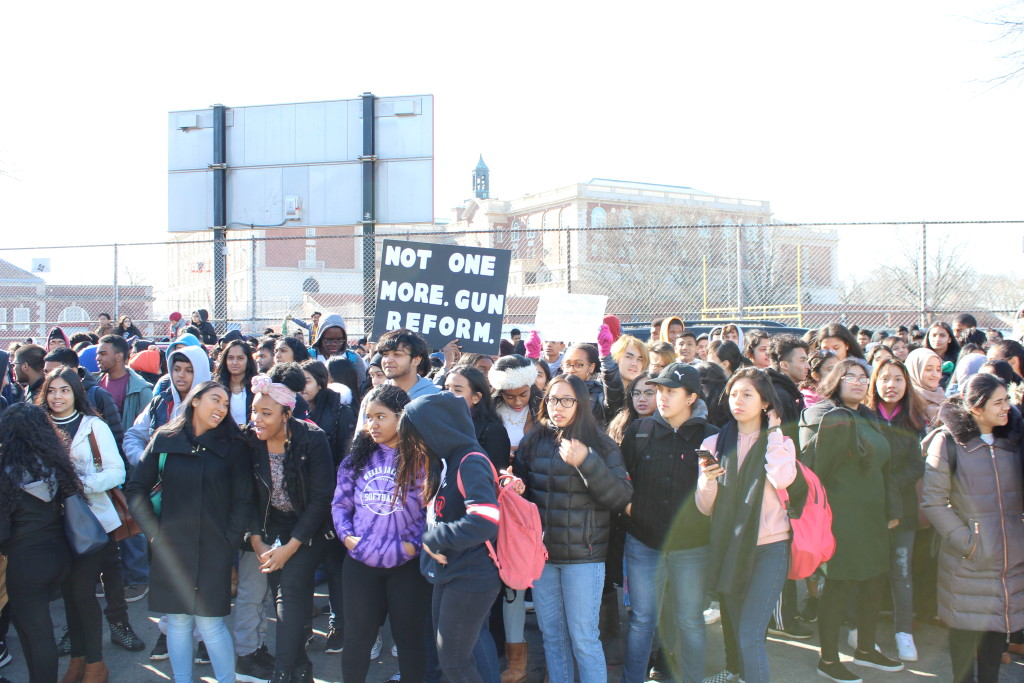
left=302, top=277, right=320, bottom=294
left=697, top=217, right=710, bottom=237
left=58, top=306, right=89, bottom=325
left=621, top=209, right=635, bottom=228
left=13, top=307, right=29, bottom=331
left=591, top=207, right=607, bottom=228
left=510, top=219, right=522, bottom=244
left=0, top=308, right=6, bottom=330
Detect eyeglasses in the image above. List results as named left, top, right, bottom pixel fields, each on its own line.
left=546, top=396, right=578, bottom=408
left=630, top=390, right=656, bottom=399
left=561, top=361, right=591, bottom=371
left=842, top=374, right=870, bottom=385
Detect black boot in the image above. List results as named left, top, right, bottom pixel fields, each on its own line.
left=599, top=590, right=623, bottom=665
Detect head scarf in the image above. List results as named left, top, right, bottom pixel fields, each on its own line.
left=905, top=347, right=946, bottom=418
left=251, top=374, right=297, bottom=410
left=955, top=353, right=988, bottom=387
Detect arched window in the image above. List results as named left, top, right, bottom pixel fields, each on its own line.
left=621, top=209, right=635, bottom=228
left=510, top=219, right=522, bottom=245
left=591, top=207, right=607, bottom=228
left=58, top=306, right=89, bottom=325
left=302, top=277, right=320, bottom=294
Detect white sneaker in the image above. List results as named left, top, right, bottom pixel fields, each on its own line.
left=524, top=600, right=535, bottom=614
left=370, top=632, right=383, bottom=660
left=847, top=628, right=857, bottom=650
left=895, top=632, right=918, bottom=662
left=704, top=602, right=722, bottom=625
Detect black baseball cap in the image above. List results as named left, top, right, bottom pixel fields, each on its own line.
left=648, top=363, right=701, bottom=393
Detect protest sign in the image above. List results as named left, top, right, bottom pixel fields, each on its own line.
left=372, top=240, right=511, bottom=354
left=533, top=293, right=608, bottom=343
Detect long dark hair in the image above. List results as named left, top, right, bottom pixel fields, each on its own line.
left=36, top=367, right=98, bottom=417
left=713, top=340, right=752, bottom=376
left=818, top=358, right=870, bottom=403
left=944, top=373, right=1014, bottom=439
left=327, top=356, right=362, bottom=407
left=521, top=373, right=604, bottom=451
left=815, top=323, right=865, bottom=360
left=801, top=349, right=838, bottom=390
left=608, top=372, right=654, bottom=443
left=343, top=384, right=411, bottom=481
left=925, top=321, right=961, bottom=362
left=299, top=359, right=330, bottom=409
left=723, top=367, right=783, bottom=425
left=0, top=403, right=84, bottom=519
left=214, top=339, right=257, bottom=389
left=696, top=361, right=732, bottom=427
left=865, top=358, right=927, bottom=432
left=447, top=365, right=499, bottom=423
left=276, top=336, right=310, bottom=363
left=163, top=381, right=240, bottom=441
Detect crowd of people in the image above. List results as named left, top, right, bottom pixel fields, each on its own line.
left=0, top=309, right=1021, bottom=683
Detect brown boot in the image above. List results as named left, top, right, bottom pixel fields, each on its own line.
left=82, top=661, right=109, bottom=683
left=60, top=656, right=86, bottom=683
left=501, top=642, right=528, bottom=683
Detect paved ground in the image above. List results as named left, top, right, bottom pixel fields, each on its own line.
left=2, top=587, right=1021, bottom=682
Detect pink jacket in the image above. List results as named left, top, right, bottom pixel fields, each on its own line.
left=695, top=430, right=797, bottom=546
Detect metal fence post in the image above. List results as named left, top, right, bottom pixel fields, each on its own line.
left=113, top=243, right=119, bottom=320
left=250, top=234, right=257, bottom=334
left=919, top=223, right=927, bottom=327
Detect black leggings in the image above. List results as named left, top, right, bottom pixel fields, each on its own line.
left=431, top=579, right=500, bottom=683
left=63, top=540, right=111, bottom=662
left=98, top=537, right=128, bottom=624
left=324, top=536, right=346, bottom=631
left=818, top=572, right=886, bottom=662
left=7, top=535, right=72, bottom=683
left=341, top=558, right=431, bottom=683
left=949, top=629, right=1006, bottom=683
left=265, top=530, right=327, bottom=671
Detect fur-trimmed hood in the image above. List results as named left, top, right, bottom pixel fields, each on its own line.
left=937, top=398, right=1023, bottom=447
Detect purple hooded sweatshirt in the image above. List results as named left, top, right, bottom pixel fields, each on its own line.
left=332, top=444, right=426, bottom=568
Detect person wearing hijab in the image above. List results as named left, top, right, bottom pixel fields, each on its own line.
left=905, top=348, right=946, bottom=423
left=945, top=353, right=989, bottom=398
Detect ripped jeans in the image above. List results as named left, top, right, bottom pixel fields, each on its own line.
left=889, top=528, right=915, bottom=633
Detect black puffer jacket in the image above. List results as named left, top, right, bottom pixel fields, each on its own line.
left=513, top=427, right=632, bottom=564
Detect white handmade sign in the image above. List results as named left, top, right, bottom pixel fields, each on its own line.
left=533, top=293, right=608, bottom=344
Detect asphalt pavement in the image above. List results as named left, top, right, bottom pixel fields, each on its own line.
left=1, top=587, right=1021, bottom=682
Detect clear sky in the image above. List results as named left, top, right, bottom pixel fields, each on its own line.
left=1, top=1, right=1022, bottom=281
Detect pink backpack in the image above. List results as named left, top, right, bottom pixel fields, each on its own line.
left=457, top=453, right=548, bottom=590
left=775, top=460, right=835, bottom=580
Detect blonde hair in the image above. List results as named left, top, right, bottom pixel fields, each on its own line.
left=611, top=335, right=650, bottom=372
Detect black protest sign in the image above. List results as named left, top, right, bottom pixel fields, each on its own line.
left=372, top=240, right=511, bottom=355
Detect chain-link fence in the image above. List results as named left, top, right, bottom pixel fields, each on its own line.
left=0, top=221, right=1019, bottom=347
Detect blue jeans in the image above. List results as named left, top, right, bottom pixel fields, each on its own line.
left=166, top=614, right=234, bottom=683
left=623, top=536, right=709, bottom=683
left=532, top=562, right=606, bottom=683
left=118, top=532, right=149, bottom=585
left=723, top=541, right=789, bottom=683
left=890, top=528, right=915, bottom=633
left=473, top=618, right=500, bottom=683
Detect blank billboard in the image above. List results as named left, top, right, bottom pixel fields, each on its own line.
left=168, top=95, right=433, bottom=232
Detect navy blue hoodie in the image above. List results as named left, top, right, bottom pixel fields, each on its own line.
left=410, top=392, right=499, bottom=591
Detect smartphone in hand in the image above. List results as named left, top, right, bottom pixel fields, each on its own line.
left=696, top=449, right=718, bottom=468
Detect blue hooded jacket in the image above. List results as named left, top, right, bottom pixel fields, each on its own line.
left=410, top=392, right=500, bottom=591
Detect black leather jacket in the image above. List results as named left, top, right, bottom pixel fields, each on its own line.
left=244, top=419, right=334, bottom=545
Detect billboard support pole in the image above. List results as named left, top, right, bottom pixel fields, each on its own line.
left=361, top=93, right=377, bottom=336
left=213, top=103, right=228, bottom=334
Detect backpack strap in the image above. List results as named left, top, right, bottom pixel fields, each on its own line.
left=86, top=384, right=99, bottom=410
left=632, top=417, right=656, bottom=456
left=455, top=452, right=501, bottom=567
left=942, top=428, right=958, bottom=477
left=87, top=427, right=103, bottom=471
